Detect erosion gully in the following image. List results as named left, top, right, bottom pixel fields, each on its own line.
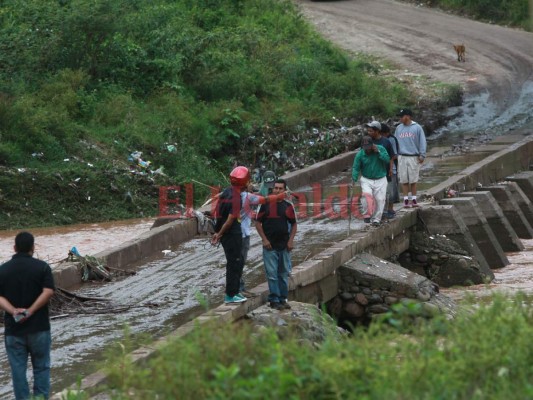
left=1, top=134, right=533, bottom=398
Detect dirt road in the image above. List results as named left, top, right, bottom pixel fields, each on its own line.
left=296, top=0, right=533, bottom=134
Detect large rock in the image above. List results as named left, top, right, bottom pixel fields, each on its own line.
left=400, top=231, right=492, bottom=287
left=246, top=301, right=345, bottom=344
left=330, top=253, right=456, bottom=327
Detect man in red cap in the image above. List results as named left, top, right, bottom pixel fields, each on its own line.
left=211, top=166, right=286, bottom=304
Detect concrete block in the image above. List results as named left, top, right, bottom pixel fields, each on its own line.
left=479, top=185, right=533, bottom=238
left=52, top=263, right=81, bottom=288
left=461, top=191, right=523, bottom=251
left=440, top=197, right=508, bottom=268
left=418, top=205, right=494, bottom=280
left=506, top=171, right=533, bottom=201
left=291, top=259, right=326, bottom=287
left=503, top=181, right=533, bottom=228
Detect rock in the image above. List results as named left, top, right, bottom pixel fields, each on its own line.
left=339, top=291, right=354, bottom=300
left=343, top=301, right=365, bottom=318
left=368, top=304, right=389, bottom=314
left=247, top=301, right=344, bottom=343
left=354, top=293, right=368, bottom=305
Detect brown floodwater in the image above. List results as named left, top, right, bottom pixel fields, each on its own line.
left=0, top=219, right=155, bottom=266
left=442, top=239, right=533, bottom=301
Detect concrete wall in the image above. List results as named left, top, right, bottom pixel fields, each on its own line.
left=426, top=135, right=533, bottom=200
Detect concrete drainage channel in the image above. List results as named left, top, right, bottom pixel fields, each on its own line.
left=51, top=134, right=533, bottom=398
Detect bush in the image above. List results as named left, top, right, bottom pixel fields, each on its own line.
left=101, top=294, right=533, bottom=399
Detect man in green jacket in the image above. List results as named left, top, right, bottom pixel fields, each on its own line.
left=352, top=135, right=390, bottom=226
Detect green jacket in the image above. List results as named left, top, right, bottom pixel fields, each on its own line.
left=352, top=145, right=390, bottom=182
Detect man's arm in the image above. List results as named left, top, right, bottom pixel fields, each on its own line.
left=0, top=296, right=17, bottom=315
left=352, top=151, right=362, bottom=182
left=418, top=125, right=427, bottom=162
left=211, top=214, right=236, bottom=244
left=376, top=145, right=391, bottom=164
left=287, top=222, right=297, bottom=251
left=26, top=288, right=55, bottom=318
left=255, top=220, right=272, bottom=250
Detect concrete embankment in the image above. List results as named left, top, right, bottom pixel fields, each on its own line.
left=54, top=133, right=533, bottom=398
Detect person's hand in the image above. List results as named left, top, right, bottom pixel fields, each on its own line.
left=287, top=239, right=294, bottom=251
left=211, top=233, right=221, bottom=245
left=262, top=239, right=272, bottom=250
left=418, top=156, right=425, bottom=164
left=13, top=309, right=30, bottom=323
left=372, top=145, right=378, bottom=153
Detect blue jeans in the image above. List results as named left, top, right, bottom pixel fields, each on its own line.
left=5, top=330, right=51, bottom=400
left=263, top=248, right=290, bottom=303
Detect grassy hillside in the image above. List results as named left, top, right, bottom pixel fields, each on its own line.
left=0, top=0, right=457, bottom=229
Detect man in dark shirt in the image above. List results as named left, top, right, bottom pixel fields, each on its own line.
left=255, top=179, right=297, bottom=310
left=211, top=166, right=250, bottom=304
left=0, top=231, right=55, bottom=400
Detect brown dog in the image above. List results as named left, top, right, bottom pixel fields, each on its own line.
left=453, top=44, right=466, bottom=62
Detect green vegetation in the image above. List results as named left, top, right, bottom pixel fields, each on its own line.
left=69, top=294, right=533, bottom=399
left=0, top=0, right=452, bottom=229
left=416, top=0, right=532, bottom=31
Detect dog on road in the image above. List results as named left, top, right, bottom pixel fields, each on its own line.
left=453, top=44, right=466, bottom=62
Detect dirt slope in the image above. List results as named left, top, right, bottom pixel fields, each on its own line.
left=296, top=0, right=533, bottom=132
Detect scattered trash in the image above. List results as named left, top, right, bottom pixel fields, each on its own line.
left=63, top=159, right=70, bottom=162
left=32, top=152, right=44, bottom=158
left=166, top=144, right=177, bottom=153
left=67, top=246, right=135, bottom=282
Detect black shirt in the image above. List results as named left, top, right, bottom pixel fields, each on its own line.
left=0, top=253, right=55, bottom=336
left=215, top=186, right=242, bottom=235
left=373, top=136, right=395, bottom=181
left=256, top=200, right=296, bottom=251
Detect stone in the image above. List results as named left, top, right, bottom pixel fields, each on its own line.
left=354, top=293, right=368, bottom=305
left=339, top=291, right=354, bottom=300
left=343, top=301, right=365, bottom=318
left=368, top=304, right=389, bottom=314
